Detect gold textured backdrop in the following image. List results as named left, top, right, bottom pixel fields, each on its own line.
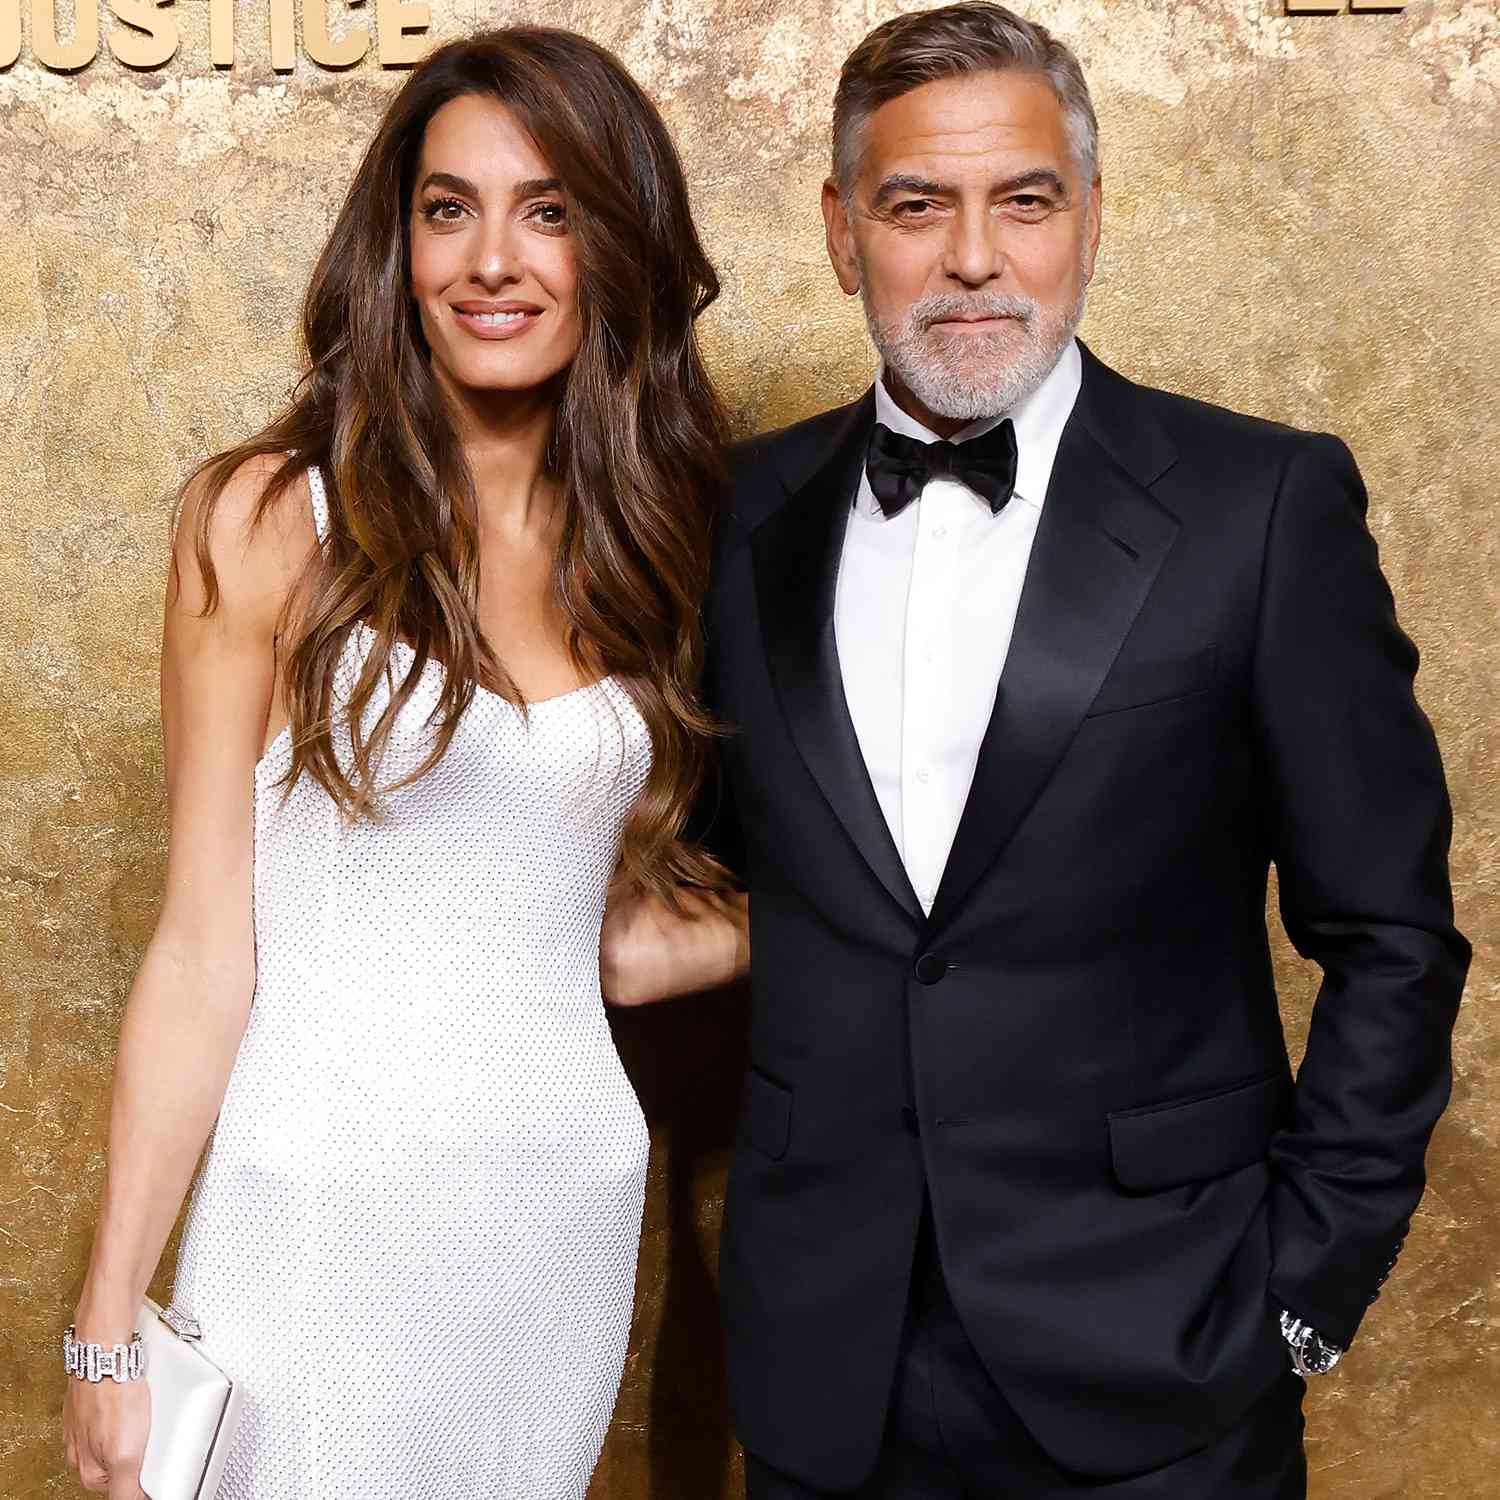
left=2, top=2, right=1496, bottom=1495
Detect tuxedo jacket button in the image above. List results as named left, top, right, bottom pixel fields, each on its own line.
left=914, top=953, right=947, bottom=985
left=900, top=1105, right=920, bottom=1136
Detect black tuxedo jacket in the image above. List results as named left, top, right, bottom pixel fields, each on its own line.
left=701, top=341, right=1469, bottom=1488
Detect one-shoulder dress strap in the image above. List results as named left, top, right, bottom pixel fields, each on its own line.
left=305, top=460, right=331, bottom=545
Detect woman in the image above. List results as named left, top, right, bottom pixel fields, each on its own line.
left=63, top=27, right=747, bottom=1500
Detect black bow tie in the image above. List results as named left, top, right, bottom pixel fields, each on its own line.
left=866, top=418, right=1018, bottom=518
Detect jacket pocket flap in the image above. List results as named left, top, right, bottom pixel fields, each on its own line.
left=1107, top=1072, right=1289, bottom=1191
left=1086, top=644, right=1217, bottom=717
left=742, top=1066, right=792, bottom=1160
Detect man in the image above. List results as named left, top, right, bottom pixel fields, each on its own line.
left=701, top=4, right=1470, bottom=1497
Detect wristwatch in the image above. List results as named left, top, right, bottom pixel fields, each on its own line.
left=1278, top=1310, right=1344, bottom=1376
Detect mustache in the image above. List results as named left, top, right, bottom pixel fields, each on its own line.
left=908, top=291, right=1036, bottom=330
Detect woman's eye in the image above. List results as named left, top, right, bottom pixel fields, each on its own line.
left=421, top=196, right=465, bottom=222
left=529, top=201, right=567, bottom=228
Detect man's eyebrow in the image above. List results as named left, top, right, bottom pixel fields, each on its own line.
left=999, top=168, right=1069, bottom=198
left=417, top=171, right=564, bottom=199
left=870, top=167, right=1070, bottom=206
left=871, top=173, right=952, bottom=207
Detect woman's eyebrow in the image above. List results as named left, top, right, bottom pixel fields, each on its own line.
left=416, top=172, right=564, bottom=199
left=418, top=170, right=479, bottom=197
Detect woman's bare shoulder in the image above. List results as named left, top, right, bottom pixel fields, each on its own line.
left=170, top=451, right=318, bottom=620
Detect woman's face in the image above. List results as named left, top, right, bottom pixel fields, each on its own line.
left=408, top=94, right=582, bottom=402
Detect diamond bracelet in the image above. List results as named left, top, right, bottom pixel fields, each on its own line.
left=63, top=1325, right=147, bottom=1383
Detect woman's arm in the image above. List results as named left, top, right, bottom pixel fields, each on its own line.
left=600, top=882, right=749, bottom=1007
left=63, top=456, right=312, bottom=1497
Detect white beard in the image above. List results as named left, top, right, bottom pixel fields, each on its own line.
left=860, top=272, right=1087, bottom=422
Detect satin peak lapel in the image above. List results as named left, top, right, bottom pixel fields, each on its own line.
left=925, top=387, right=1181, bottom=935
left=751, top=393, right=923, bottom=925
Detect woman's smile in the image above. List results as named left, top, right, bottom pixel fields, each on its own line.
left=449, top=299, right=545, bottom=340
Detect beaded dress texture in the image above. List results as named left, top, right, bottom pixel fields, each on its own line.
left=171, top=465, right=653, bottom=1499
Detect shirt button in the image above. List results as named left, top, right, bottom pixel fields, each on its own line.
left=931, top=525, right=948, bottom=539
left=916, top=768, right=931, bottom=783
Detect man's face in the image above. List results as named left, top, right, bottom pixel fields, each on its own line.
left=824, top=69, right=1100, bottom=432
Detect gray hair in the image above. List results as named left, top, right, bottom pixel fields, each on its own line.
left=832, top=3, right=1099, bottom=199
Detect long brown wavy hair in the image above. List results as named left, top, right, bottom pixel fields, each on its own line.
left=174, top=27, right=733, bottom=905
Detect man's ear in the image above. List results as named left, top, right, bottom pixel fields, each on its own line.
left=822, top=178, right=862, bottom=296
left=1083, top=173, right=1102, bottom=283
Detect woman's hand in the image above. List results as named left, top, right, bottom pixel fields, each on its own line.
left=63, top=1362, right=151, bottom=1498
left=601, top=883, right=749, bottom=1006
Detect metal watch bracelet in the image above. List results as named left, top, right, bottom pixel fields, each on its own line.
left=63, top=1325, right=147, bottom=1383
left=1278, top=1310, right=1344, bottom=1376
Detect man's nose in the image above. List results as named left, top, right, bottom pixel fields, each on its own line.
left=943, top=206, right=1003, bottom=288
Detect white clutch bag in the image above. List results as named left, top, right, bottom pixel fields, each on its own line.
left=137, top=1297, right=246, bottom=1500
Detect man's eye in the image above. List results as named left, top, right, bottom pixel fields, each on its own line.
left=893, top=199, right=936, bottom=217
left=1007, top=195, right=1052, bottom=213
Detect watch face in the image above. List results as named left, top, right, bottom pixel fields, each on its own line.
left=1291, top=1337, right=1341, bottom=1376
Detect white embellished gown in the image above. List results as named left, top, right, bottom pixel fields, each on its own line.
left=171, top=465, right=653, bottom=1499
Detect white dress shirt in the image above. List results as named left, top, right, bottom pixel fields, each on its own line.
left=833, top=337, right=1083, bottom=914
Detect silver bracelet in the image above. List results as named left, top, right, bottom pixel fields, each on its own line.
left=63, top=1324, right=147, bottom=1383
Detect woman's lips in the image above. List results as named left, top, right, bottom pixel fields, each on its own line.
left=450, top=306, right=543, bottom=340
